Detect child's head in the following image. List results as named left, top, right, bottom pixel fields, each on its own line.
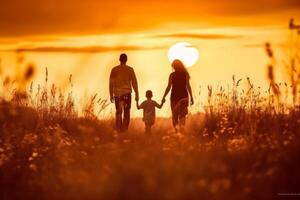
left=146, top=90, right=153, bottom=99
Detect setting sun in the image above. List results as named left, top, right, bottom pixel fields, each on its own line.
left=168, top=42, right=199, bottom=67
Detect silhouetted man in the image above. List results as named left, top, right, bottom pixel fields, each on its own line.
left=109, top=54, right=139, bottom=132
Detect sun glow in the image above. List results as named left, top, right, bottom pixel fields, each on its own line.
left=168, top=42, right=199, bottom=67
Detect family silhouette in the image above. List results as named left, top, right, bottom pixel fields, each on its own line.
left=109, top=53, right=193, bottom=133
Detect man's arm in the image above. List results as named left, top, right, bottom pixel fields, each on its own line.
left=109, top=69, right=114, bottom=103
left=131, top=69, right=139, bottom=101
left=136, top=101, right=141, bottom=110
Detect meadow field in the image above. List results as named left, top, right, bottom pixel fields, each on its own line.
left=1, top=66, right=300, bottom=200
left=1, top=26, right=300, bottom=199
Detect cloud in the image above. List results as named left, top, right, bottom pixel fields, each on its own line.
left=1, top=45, right=163, bottom=53
left=154, top=33, right=242, bottom=40
left=243, top=43, right=290, bottom=48
left=0, top=0, right=299, bottom=37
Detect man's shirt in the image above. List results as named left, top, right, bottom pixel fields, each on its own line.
left=109, top=65, right=137, bottom=97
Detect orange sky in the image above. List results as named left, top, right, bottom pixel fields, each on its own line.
left=0, top=0, right=300, bottom=117
left=0, top=0, right=299, bottom=37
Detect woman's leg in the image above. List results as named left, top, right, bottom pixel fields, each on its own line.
left=171, top=100, right=179, bottom=131
left=178, top=98, right=189, bottom=132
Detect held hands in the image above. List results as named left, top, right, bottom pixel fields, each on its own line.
left=158, top=98, right=166, bottom=108
left=110, top=96, right=114, bottom=103
left=190, top=97, right=194, bottom=106
left=160, top=98, right=166, bottom=107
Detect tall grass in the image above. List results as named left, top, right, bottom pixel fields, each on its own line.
left=0, top=19, right=300, bottom=200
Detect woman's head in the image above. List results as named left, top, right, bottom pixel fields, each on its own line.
left=171, top=59, right=190, bottom=79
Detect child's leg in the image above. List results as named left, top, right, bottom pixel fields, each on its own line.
left=145, top=123, right=152, bottom=134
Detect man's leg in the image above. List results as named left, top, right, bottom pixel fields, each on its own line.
left=122, top=94, right=131, bottom=131
left=115, top=97, right=123, bottom=132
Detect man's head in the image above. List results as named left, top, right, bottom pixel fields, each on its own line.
left=146, top=90, right=153, bottom=99
left=119, top=53, right=127, bottom=64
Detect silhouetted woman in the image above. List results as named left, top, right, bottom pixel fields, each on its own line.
left=162, top=59, right=194, bottom=132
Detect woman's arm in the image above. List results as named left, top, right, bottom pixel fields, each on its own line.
left=162, top=74, right=172, bottom=101
left=155, top=99, right=165, bottom=109
left=187, top=78, right=194, bottom=105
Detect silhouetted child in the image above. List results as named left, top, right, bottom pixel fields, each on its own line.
left=137, top=90, right=165, bottom=134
